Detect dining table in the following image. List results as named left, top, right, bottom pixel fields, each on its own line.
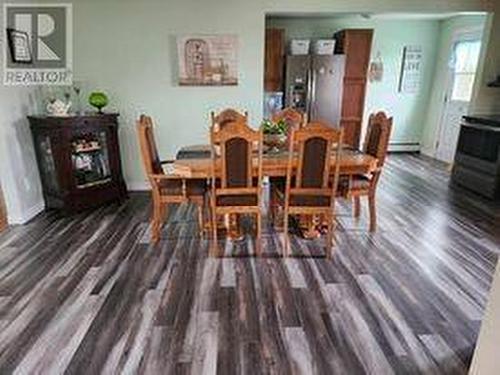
left=170, top=144, right=378, bottom=239
left=172, top=144, right=378, bottom=178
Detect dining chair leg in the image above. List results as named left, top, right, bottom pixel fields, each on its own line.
left=256, top=212, right=262, bottom=257
left=326, top=213, right=334, bottom=259
left=211, top=219, right=218, bottom=257
left=151, top=201, right=162, bottom=245
left=353, top=196, right=361, bottom=218
left=368, top=194, right=377, bottom=232
left=197, top=204, right=204, bottom=237
left=283, top=212, right=290, bottom=257
left=210, top=193, right=218, bottom=256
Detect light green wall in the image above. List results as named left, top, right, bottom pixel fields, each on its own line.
left=267, top=16, right=441, bottom=147
left=421, top=15, right=487, bottom=155
left=72, top=0, right=265, bottom=190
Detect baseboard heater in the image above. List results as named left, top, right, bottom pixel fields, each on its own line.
left=388, top=142, right=420, bottom=153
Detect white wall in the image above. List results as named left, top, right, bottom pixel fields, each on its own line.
left=0, top=0, right=497, bottom=223
left=420, top=15, right=487, bottom=156
left=0, top=86, right=44, bottom=224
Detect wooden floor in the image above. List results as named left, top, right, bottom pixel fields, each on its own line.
left=0, top=154, right=499, bottom=374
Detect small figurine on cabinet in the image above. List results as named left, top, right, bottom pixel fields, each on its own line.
left=47, top=98, right=72, bottom=117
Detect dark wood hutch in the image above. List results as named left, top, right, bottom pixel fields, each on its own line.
left=28, top=113, right=127, bottom=213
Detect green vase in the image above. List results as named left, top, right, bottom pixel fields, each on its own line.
left=88, top=92, right=109, bottom=114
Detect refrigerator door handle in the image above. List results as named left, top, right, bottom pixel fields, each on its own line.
left=310, top=65, right=317, bottom=121
left=305, top=67, right=312, bottom=118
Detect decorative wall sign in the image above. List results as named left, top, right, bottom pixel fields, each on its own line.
left=369, top=51, right=384, bottom=82
left=398, top=45, right=423, bottom=93
left=177, top=34, right=238, bottom=86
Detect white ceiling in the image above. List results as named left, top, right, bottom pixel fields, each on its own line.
left=267, top=11, right=486, bottom=21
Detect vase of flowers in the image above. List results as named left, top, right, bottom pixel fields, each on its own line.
left=262, top=119, right=288, bottom=153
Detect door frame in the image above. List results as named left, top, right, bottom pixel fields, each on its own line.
left=434, top=26, right=484, bottom=161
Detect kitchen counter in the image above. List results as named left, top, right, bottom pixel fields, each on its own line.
left=462, top=114, right=500, bottom=127
left=451, top=115, right=500, bottom=199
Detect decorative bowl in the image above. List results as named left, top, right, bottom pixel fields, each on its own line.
left=88, top=92, right=109, bottom=114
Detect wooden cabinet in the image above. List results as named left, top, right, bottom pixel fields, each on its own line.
left=28, top=114, right=127, bottom=213
left=334, top=29, right=373, bottom=148
left=264, top=28, right=285, bottom=92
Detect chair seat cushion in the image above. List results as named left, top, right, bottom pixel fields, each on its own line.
left=350, top=174, right=371, bottom=190
left=338, top=174, right=371, bottom=192
left=216, top=194, right=258, bottom=206
left=159, top=179, right=206, bottom=196
left=272, top=176, right=332, bottom=207
left=213, top=177, right=260, bottom=188
left=289, top=194, right=331, bottom=207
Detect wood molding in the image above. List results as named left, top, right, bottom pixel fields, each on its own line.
left=0, top=185, right=7, bottom=232
left=264, top=28, right=285, bottom=92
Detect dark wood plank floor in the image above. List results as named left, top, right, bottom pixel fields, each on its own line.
left=0, top=154, right=499, bottom=374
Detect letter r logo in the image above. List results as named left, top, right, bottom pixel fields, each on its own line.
left=3, top=4, right=73, bottom=85
left=6, top=5, right=69, bottom=68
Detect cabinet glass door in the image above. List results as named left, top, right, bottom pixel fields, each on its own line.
left=38, top=136, right=61, bottom=193
left=71, top=130, right=112, bottom=189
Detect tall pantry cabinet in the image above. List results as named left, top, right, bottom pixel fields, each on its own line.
left=334, top=29, right=374, bottom=148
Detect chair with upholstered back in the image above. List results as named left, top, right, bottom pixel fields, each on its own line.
left=137, top=115, right=206, bottom=243
left=268, top=108, right=306, bottom=227
left=348, top=111, right=393, bottom=232
left=282, top=122, right=343, bottom=258
left=210, top=119, right=263, bottom=257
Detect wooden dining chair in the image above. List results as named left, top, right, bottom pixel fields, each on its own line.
left=346, top=111, right=393, bottom=232
left=271, top=107, right=306, bottom=130
left=137, top=115, right=207, bottom=244
left=211, top=108, right=249, bottom=133
left=269, top=108, right=306, bottom=226
left=210, top=119, right=263, bottom=257
left=281, top=122, right=344, bottom=258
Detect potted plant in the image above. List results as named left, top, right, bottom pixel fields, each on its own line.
left=262, top=118, right=288, bottom=152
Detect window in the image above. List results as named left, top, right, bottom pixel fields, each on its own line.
left=450, top=40, right=481, bottom=102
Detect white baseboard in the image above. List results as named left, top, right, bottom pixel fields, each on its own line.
left=127, top=181, right=150, bottom=191
left=8, top=201, right=45, bottom=224
left=420, top=147, right=436, bottom=158
left=388, top=143, right=420, bottom=153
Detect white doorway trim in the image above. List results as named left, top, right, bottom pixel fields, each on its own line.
left=433, top=26, right=483, bottom=163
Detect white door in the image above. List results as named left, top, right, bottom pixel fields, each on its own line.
left=436, top=38, right=482, bottom=163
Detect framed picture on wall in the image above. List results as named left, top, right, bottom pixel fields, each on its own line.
left=177, top=34, right=238, bottom=86
left=399, top=45, right=422, bottom=93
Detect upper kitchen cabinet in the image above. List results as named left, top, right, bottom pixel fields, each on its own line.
left=264, top=28, right=285, bottom=92
left=334, top=29, right=373, bottom=148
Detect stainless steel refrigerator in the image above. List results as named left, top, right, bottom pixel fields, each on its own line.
left=285, top=54, right=345, bottom=126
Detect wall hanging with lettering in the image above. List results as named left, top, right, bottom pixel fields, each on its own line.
left=398, top=45, right=422, bottom=93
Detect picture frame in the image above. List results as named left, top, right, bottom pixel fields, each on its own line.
left=6, top=28, right=33, bottom=64
left=177, top=34, right=238, bottom=86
